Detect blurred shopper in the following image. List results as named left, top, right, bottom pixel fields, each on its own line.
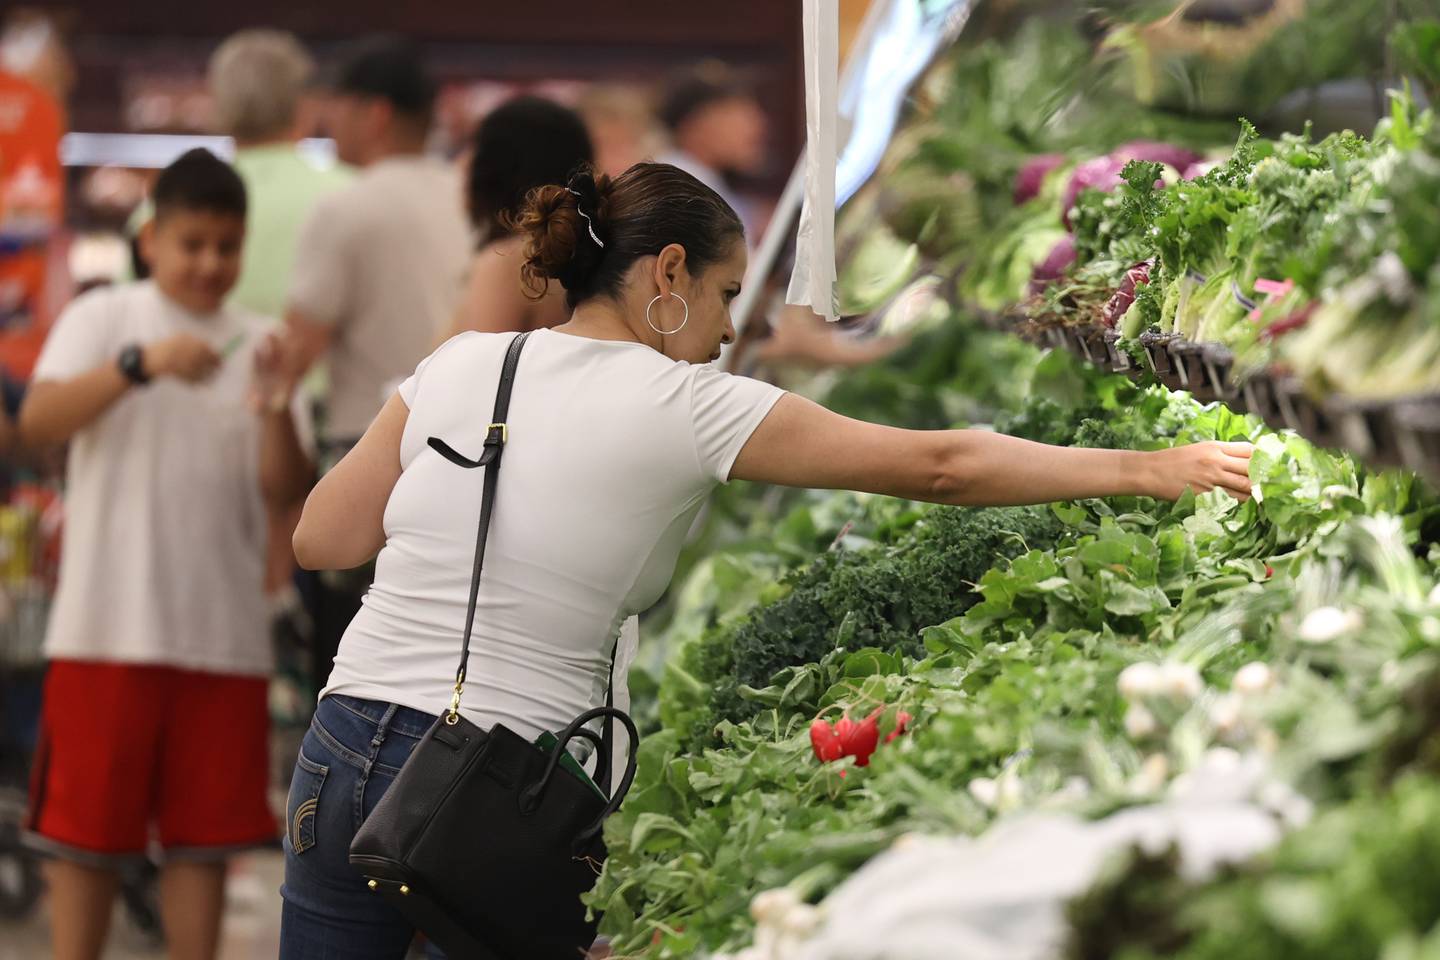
left=0, top=10, right=74, bottom=109
left=19, top=149, right=311, bottom=960
left=285, top=35, right=468, bottom=454
left=442, top=96, right=593, bottom=338
left=209, top=31, right=352, bottom=621
left=283, top=37, right=470, bottom=684
left=576, top=83, right=663, bottom=178
left=208, top=29, right=352, bottom=319
left=0, top=42, right=65, bottom=382
left=658, top=62, right=769, bottom=235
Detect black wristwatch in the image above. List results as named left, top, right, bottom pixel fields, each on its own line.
left=117, top=344, right=150, bottom=385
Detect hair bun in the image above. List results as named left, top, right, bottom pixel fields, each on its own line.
left=515, top=166, right=611, bottom=302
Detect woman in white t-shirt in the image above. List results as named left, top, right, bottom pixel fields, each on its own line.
left=277, top=162, right=1253, bottom=958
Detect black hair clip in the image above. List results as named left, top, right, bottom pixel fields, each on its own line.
left=565, top=188, right=606, bottom=249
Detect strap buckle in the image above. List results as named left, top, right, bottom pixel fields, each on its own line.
left=485, top=422, right=508, bottom=445
left=445, top=673, right=464, bottom=725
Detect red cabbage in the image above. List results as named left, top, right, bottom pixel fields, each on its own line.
left=1101, top=261, right=1153, bottom=328
left=1110, top=140, right=1202, bottom=172
left=1062, top=156, right=1128, bottom=228
left=1029, top=234, right=1077, bottom=295
left=1014, top=154, right=1067, bottom=206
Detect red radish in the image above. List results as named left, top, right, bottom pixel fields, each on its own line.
left=1014, top=153, right=1067, bottom=205
left=885, top=711, right=914, bottom=744
left=1265, top=565, right=1275, bottom=579
left=810, top=718, right=844, bottom=763
left=845, top=713, right=881, bottom=767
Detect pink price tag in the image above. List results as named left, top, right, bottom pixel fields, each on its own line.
left=1249, top=277, right=1296, bottom=322
left=1252, top=278, right=1294, bottom=297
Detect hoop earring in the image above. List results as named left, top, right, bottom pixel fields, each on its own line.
left=645, top=293, right=689, bottom=336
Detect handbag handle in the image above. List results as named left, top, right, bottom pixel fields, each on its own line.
left=569, top=728, right=609, bottom=790
left=520, top=706, right=641, bottom=846
left=426, top=331, right=531, bottom=725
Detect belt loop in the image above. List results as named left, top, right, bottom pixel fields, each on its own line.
left=369, top=703, right=399, bottom=757
left=355, top=702, right=400, bottom=828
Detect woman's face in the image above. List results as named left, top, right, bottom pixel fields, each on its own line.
left=658, top=239, right=746, bottom=364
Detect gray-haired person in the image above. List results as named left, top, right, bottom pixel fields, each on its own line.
left=207, top=29, right=353, bottom=318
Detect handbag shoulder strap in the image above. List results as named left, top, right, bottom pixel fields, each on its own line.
left=427, top=331, right=531, bottom=725
left=427, top=330, right=625, bottom=782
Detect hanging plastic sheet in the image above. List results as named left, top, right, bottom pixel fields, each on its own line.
left=787, top=0, right=840, bottom=322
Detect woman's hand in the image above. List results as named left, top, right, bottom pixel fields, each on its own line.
left=1143, top=441, right=1253, bottom=501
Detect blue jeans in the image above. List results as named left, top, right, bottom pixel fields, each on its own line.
left=279, top=695, right=445, bottom=960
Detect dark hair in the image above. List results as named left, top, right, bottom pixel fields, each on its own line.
left=658, top=62, right=756, bottom=132
left=468, top=97, right=593, bottom=240
left=323, top=35, right=435, bottom=123
left=515, top=163, right=744, bottom=310
left=152, top=148, right=247, bottom=221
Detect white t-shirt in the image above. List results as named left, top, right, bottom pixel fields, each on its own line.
left=287, top=155, right=472, bottom=441
left=323, top=329, right=785, bottom=739
left=33, top=282, right=278, bottom=675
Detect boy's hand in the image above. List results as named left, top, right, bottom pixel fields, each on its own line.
left=250, top=331, right=298, bottom=414
left=144, top=334, right=221, bottom=383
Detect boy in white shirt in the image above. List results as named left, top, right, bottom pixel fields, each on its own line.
left=19, top=148, right=312, bottom=960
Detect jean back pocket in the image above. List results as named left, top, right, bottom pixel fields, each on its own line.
left=287, top=751, right=329, bottom=855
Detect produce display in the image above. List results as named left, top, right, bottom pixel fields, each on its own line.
left=839, top=2, right=1440, bottom=478
left=591, top=3, right=1440, bottom=957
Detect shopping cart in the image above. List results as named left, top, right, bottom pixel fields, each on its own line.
left=0, top=467, right=162, bottom=939
left=0, top=473, right=60, bottom=919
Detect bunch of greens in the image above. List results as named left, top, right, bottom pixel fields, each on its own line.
left=592, top=388, right=1432, bottom=956
left=1043, top=95, right=1440, bottom=401
left=1065, top=120, right=1385, bottom=346
left=1102, top=0, right=1409, bottom=121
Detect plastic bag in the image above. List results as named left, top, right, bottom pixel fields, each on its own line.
left=787, top=0, right=840, bottom=322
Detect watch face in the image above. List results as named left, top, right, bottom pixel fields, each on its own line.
left=120, top=345, right=147, bottom=383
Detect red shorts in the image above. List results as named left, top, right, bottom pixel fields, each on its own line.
left=25, top=660, right=277, bottom=864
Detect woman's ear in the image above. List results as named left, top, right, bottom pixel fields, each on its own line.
left=652, top=243, right=689, bottom=297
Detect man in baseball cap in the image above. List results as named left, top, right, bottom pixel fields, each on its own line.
left=283, top=33, right=471, bottom=686
left=315, top=35, right=436, bottom=166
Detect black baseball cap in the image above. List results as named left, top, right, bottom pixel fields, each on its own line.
left=317, top=36, right=435, bottom=117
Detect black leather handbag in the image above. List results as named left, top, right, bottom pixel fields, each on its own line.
left=349, top=331, right=639, bottom=959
